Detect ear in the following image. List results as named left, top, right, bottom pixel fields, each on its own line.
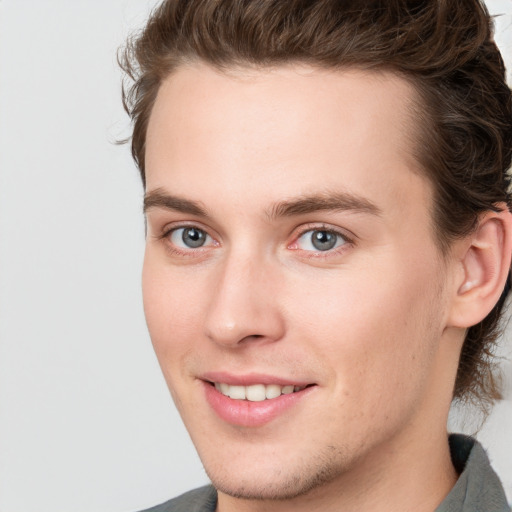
left=448, top=205, right=512, bottom=328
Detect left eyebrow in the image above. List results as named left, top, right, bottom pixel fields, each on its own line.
left=267, top=192, right=382, bottom=220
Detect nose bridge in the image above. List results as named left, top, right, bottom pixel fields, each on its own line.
left=204, top=245, right=284, bottom=347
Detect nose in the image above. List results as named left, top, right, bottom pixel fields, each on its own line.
left=204, top=251, right=286, bottom=347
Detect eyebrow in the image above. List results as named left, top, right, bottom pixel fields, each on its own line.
left=144, top=188, right=208, bottom=217
left=143, top=188, right=381, bottom=219
left=267, top=192, right=382, bottom=220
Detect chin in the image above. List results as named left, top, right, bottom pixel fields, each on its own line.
left=201, top=449, right=348, bottom=501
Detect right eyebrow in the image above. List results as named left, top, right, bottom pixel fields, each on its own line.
left=143, top=188, right=208, bottom=217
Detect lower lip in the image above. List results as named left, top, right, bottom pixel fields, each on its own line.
left=203, top=382, right=315, bottom=427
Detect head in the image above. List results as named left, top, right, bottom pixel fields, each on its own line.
left=120, top=0, right=512, bottom=504
left=121, top=0, right=512, bottom=408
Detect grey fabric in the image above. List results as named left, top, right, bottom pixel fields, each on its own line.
left=139, top=485, right=217, bottom=512
left=139, top=435, right=510, bottom=512
left=435, top=435, right=510, bottom=512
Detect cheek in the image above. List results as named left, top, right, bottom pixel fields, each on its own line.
left=285, top=257, right=443, bottom=399
left=142, top=252, right=207, bottom=362
left=142, top=254, right=212, bottom=418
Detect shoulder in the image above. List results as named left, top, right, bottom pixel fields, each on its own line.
left=137, top=485, right=217, bottom=512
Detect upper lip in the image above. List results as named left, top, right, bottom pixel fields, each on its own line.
left=200, top=371, right=314, bottom=387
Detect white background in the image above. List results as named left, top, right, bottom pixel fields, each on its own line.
left=0, top=1, right=511, bottom=511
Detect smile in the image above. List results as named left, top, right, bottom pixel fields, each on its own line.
left=213, top=382, right=309, bottom=401
left=202, top=377, right=317, bottom=426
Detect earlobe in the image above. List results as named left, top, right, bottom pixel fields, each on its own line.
left=448, top=206, right=512, bottom=328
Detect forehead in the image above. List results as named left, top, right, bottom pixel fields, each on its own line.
left=146, top=63, right=420, bottom=166
left=145, top=62, right=432, bottom=229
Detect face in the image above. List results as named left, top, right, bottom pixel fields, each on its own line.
left=143, top=63, right=460, bottom=504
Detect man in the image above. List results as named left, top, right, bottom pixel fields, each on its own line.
left=120, top=1, right=512, bottom=511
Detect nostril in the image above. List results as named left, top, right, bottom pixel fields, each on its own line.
left=240, top=334, right=265, bottom=343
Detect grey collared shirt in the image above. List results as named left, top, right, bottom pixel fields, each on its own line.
left=140, top=435, right=510, bottom=512
left=436, top=434, right=510, bottom=511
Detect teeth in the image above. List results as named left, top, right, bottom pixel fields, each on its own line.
left=228, top=385, right=246, bottom=400
left=214, top=382, right=307, bottom=401
left=265, top=384, right=282, bottom=399
left=246, top=384, right=266, bottom=402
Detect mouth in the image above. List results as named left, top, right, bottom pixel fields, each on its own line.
left=209, top=382, right=312, bottom=402
left=201, top=373, right=317, bottom=426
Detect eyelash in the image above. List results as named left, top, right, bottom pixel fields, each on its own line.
left=158, top=223, right=354, bottom=259
left=289, top=224, right=354, bottom=258
left=158, top=224, right=217, bottom=258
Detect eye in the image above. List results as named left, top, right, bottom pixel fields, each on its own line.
left=169, top=227, right=212, bottom=249
left=295, top=229, right=347, bottom=252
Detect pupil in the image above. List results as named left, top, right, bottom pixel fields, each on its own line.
left=312, top=230, right=336, bottom=251
left=182, top=228, right=206, bottom=248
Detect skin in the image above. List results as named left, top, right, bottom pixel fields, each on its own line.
left=142, top=63, right=468, bottom=512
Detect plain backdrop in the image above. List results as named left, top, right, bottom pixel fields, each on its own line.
left=0, top=1, right=511, bottom=511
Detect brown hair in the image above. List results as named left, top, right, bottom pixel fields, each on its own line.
left=119, top=0, right=512, bottom=408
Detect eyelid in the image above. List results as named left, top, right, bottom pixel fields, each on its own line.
left=154, top=220, right=354, bottom=258
left=170, top=227, right=213, bottom=249
left=157, top=221, right=220, bottom=258
left=157, top=220, right=217, bottom=242
left=288, top=223, right=355, bottom=253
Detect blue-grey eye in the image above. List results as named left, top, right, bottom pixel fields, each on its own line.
left=296, top=229, right=346, bottom=252
left=170, top=227, right=211, bottom=248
